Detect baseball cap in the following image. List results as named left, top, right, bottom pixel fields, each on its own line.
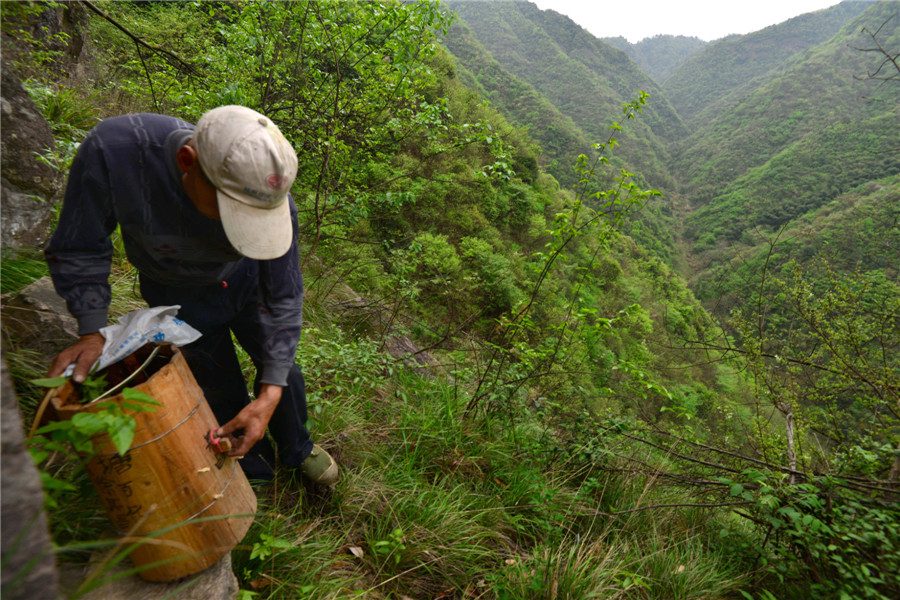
left=194, top=105, right=298, bottom=260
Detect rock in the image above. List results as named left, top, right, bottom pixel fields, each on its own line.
left=0, top=349, right=61, bottom=600
left=326, top=284, right=395, bottom=337
left=59, top=553, right=239, bottom=600
left=384, top=335, right=439, bottom=376
left=1, top=276, right=78, bottom=364
left=317, top=282, right=440, bottom=375
left=0, top=68, right=61, bottom=249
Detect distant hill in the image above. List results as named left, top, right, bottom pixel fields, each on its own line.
left=603, top=35, right=707, bottom=85
left=676, top=0, right=900, bottom=247
left=663, top=0, right=874, bottom=127
left=440, top=0, right=897, bottom=290
left=441, top=18, right=593, bottom=187
left=691, top=173, right=900, bottom=309
left=445, top=0, right=686, bottom=190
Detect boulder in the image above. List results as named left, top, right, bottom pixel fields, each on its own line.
left=1, top=276, right=78, bottom=364
left=0, top=68, right=60, bottom=249
left=59, top=553, right=239, bottom=600
left=384, top=335, right=440, bottom=376
left=0, top=350, right=61, bottom=600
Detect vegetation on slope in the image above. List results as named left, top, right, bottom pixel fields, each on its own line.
left=687, top=106, right=900, bottom=247
left=440, top=17, right=592, bottom=188
left=443, top=1, right=688, bottom=266
left=663, top=0, right=873, bottom=126
left=445, top=0, right=684, bottom=190
left=692, top=174, right=900, bottom=307
left=3, top=2, right=898, bottom=600
left=603, top=34, right=707, bottom=85
left=674, top=1, right=899, bottom=199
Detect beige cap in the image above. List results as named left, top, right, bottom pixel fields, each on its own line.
left=194, top=105, right=298, bottom=260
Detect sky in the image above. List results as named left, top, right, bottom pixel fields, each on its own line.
left=530, top=0, right=844, bottom=43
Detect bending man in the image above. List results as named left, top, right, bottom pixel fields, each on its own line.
left=45, top=105, right=337, bottom=485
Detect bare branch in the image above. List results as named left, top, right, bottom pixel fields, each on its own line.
left=587, top=500, right=754, bottom=517
left=849, top=13, right=900, bottom=83
left=80, top=0, right=202, bottom=77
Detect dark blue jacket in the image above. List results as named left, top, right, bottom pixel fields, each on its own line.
left=45, top=113, right=303, bottom=386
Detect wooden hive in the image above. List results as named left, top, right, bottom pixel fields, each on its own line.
left=47, top=344, right=257, bottom=582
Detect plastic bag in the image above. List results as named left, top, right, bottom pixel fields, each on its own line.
left=63, top=305, right=201, bottom=376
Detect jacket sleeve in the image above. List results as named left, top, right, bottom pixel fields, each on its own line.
left=44, top=128, right=117, bottom=336
left=255, top=199, right=303, bottom=386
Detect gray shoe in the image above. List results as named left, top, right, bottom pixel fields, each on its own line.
left=300, top=444, right=339, bottom=486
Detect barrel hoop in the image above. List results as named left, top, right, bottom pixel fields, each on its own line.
left=96, top=398, right=203, bottom=457
left=116, top=459, right=241, bottom=537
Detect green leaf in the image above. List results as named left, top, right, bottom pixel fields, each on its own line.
left=34, top=421, right=74, bottom=434
left=71, top=412, right=109, bottom=436
left=121, top=387, right=161, bottom=410
left=108, top=418, right=136, bottom=456
left=29, top=449, right=51, bottom=463
left=29, top=376, right=69, bottom=388
left=759, top=494, right=779, bottom=509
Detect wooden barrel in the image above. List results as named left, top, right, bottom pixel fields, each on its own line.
left=47, top=344, right=257, bottom=582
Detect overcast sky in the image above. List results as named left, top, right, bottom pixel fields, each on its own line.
left=530, top=0, right=844, bottom=43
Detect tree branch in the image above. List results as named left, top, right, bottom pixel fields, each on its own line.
left=80, top=0, right=202, bottom=77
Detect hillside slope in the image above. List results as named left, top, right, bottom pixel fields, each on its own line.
left=663, top=0, right=874, bottom=127
left=603, top=34, right=707, bottom=85
left=676, top=1, right=900, bottom=250
left=692, top=172, right=900, bottom=311
left=446, top=0, right=685, bottom=190
left=440, top=17, right=593, bottom=187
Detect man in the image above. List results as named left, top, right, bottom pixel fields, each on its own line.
left=44, top=105, right=337, bottom=486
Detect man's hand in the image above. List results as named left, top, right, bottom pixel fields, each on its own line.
left=47, top=332, right=105, bottom=383
left=215, top=384, right=282, bottom=457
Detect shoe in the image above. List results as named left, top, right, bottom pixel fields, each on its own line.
left=300, top=444, right=339, bottom=486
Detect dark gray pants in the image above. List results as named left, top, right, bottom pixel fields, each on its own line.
left=139, top=261, right=312, bottom=479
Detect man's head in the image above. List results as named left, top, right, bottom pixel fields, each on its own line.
left=179, top=105, right=298, bottom=260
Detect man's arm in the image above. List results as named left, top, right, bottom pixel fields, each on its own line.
left=215, top=383, right=282, bottom=456
left=253, top=200, right=304, bottom=387
left=44, top=127, right=117, bottom=378
left=217, top=201, right=303, bottom=455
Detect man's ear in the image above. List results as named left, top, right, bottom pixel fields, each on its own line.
left=176, top=144, right=199, bottom=174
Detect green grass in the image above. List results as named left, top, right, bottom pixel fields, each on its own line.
left=221, top=322, right=751, bottom=599
left=1, top=247, right=49, bottom=295
left=10, top=317, right=753, bottom=598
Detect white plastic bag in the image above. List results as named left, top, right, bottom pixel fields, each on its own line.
left=64, top=305, right=202, bottom=376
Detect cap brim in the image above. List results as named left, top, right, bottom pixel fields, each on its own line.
left=217, top=190, right=293, bottom=260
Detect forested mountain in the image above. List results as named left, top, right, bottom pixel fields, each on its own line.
left=444, top=0, right=898, bottom=281
left=663, top=0, right=875, bottom=126
left=445, top=0, right=686, bottom=190
left=603, top=34, right=707, bottom=84
left=440, top=17, right=593, bottom=187
left=694, top=174, right=900, bottom=311
left=677, top=1, right=900, bottom=260
left=2, top=1, right=898, bottom=599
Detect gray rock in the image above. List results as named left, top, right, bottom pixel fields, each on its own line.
left=1, top=350, right=62, bottom=600
left=0, top=68, right=60, bottom=249
left=384, top=335, right=439, bottom=376
left=1, top=276, right=78, bottom=365
left=59, top=553, right=238, bottom=600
